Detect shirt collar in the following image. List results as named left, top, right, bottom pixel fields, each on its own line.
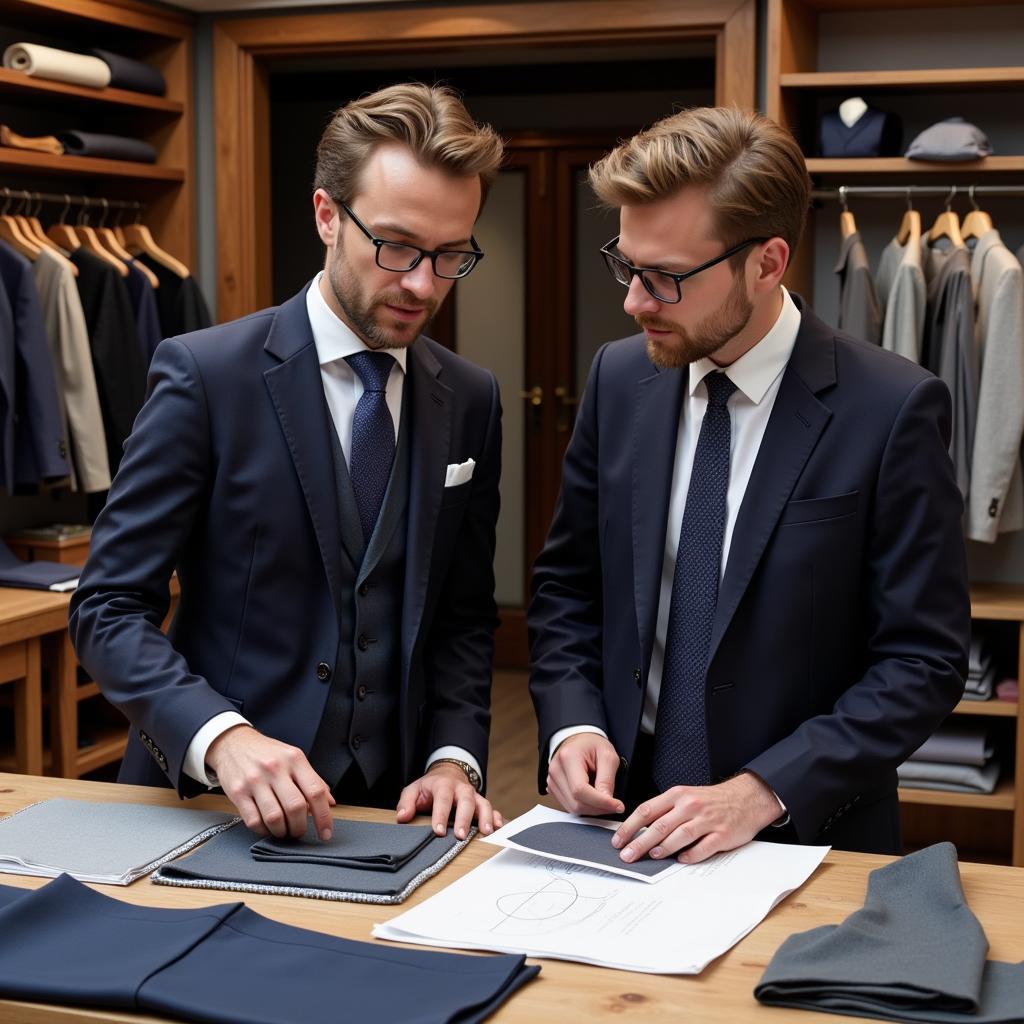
left=305, top=271, right=408, bottom=373
left=689, top=286, right=801, bottom=405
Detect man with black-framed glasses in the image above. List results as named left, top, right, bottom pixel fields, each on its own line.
left=71, top=84, right=509, bottom=845
left=529, top=106, right=968, bottom=862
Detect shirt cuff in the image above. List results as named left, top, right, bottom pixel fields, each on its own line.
left=426, top=746, right=483, bottom=789
left=183, top=711, right=251, bottom=788
left=548, top=725, right=609, bottom=763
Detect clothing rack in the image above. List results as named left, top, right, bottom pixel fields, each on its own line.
left=812, top=185, right=1024, bottom=201
left=1, top=188, right=145, bottom=218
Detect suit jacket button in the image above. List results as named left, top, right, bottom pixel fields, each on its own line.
left=356, top=684, right=367, bottom=701
left=352, top=735, right=362, bottom=750
left=316, top=662, right=331, bottom=681
left=633, top=668, right=641, bottom=683
left=358, top=582, right=370, bottom=597
left=357, top=634, right=370, bottom=652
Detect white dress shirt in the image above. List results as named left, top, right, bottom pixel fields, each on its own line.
left=184, top=273, right=481, bottom=788
left=550, top=288, right=801, bottom=770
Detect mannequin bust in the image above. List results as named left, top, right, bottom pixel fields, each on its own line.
left=820, top=99, right=902, bottom=158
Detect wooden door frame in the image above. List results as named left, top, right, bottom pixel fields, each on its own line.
left=212, top=0, right=757, bottom=322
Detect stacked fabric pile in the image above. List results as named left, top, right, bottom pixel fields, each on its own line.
left=898, top=719, right=1000, bottom=795
left=964, top=634, right=998, bottom=701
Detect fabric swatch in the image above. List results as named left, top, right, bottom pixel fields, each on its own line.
left=251, top=819, right=434, bottom=871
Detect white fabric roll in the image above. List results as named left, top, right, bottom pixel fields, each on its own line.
left=2, top=43, right=111, bottom=89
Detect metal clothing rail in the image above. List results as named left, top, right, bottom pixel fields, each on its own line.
left=1, top=187, right=143, bottom=214
left=812, top=185, right=1024, bottom=200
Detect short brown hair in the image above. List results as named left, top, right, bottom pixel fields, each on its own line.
left=589, top=106, right=810, bottom=262
left=314, top=83, right=504, bottom=209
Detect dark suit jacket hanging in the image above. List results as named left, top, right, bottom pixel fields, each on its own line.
left=137, top=254, right=212, bottom=338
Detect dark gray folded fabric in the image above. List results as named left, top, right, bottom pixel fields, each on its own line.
left=0, top=873, right=539, bottom=1024
left=251, top=820, right=434, bottom=872
left=154, top=819, right=470, bottom=903
left=509, top=821, right=675, bottom=877
left=755, top=843, right=1024, bottom=1022
left=905, top=118, right=992, bottom=162
left=909, top=722, right=994, bottom=767
left=56, top=131, right=156, bottom=164
left=90, top=49, right=165, bottom=96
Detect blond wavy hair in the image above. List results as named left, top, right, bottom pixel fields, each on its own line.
left=589, top=106, right=810, bottom=262
left=314, top=83, right=504, bottom=208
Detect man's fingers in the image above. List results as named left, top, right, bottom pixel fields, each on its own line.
left=233, top=792, right=268, bottom=837
left=474, top=797, right=496, bottom=836
left=561, top=750, right=622, bottom=815
left=250, top=782, right=290, bottom=838
left=452, top=786, right=475, bottom=840
left=676, top=833, right=723, bottom=865
left=647, top=822, right=699, bottom=859
left=293, top=761, right=333, bottom=840
left=395, top=782, right=422, bottom=822
left=593, top=747, right=625, bottom=813
left=430, top=783, right=455, bottom=836
left=619, top=809, right=683, bottom=862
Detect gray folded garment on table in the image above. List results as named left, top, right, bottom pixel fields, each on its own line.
left=250, top=819, right=434, bottom=871
left=153, top=818, right=471, bottom=904
left=897, top=759, right=1000, bottom=794
left=755, top=842, right=1024, bottom=1023
left=57, top=130, right=157, bottom=164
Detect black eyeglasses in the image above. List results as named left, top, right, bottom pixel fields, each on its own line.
left=600, top=236, right=767, bottom=303
left=340, top=201, right=484, bottom=280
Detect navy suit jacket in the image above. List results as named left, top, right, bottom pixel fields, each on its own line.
left=529, top=297, right=969, bottom=847
left=69, top=287, right=501, bottom=797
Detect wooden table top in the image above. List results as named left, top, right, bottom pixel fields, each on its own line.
left=0, top=589, right=71, bottom=646
left=1, top=772, right=1023, bottom=1023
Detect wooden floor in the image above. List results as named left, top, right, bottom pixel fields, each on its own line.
left=485, top=670, right=557, bottom=819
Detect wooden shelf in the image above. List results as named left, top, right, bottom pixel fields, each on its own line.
left=74, top=727, right=128, bottom=776
left=782, top=67, right=1024, bottom=91
left=806, top=157, right=1024, bottom=175
left=0, top=68, right=183, bottom=115
left=0, top=148, right=184, bottom=182
left=970, top=583, right=1024, bottom=622
left=899, top=776, right=1016, bottom=811
left=0, top=0, right=193, bottom=40
left=954, top=699, right=1018, bottom=718
left=75, top=681, right=101, bottom=702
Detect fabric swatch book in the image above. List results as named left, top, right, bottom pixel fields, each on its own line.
left=0, top=799, right=237, bottom=885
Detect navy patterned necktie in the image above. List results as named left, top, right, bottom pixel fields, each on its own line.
left=652, top=370, right=738, bottom=791
left=346, top=351, right=396, bottom=542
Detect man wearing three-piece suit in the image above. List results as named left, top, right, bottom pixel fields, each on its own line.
left=70, top=84, right=506, bottom=843
left=529, top=106, right=970, bottom=861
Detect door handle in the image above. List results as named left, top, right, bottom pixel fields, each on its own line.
left=519, top=385, right=544, bottom=407
left=554, top=386, right=578, bottom=432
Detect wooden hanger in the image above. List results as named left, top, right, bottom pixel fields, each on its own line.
left=47, top=194, right=82, bottom=252
left=0, top=187, right=40, bottom=260
left=927, top=186, right=964, bottom=248
left=896, top=190, right=921, bottom=246
left=97, top=199, right=159, bottom=288
left=20, top=193, right=79, bottom=277
left=961, top=184, right=994, bottom=243
left=838, top=186, right=857, bottom=238
left=122, top=203, right=189, bottom=279
left=76, top=201, right=129, bottom=277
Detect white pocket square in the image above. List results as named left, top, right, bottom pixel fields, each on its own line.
left=445, top=459, right=475, bottom=487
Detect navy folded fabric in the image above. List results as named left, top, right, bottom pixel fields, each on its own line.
left=0, top=874, right=539, bottom=1024
left=57, top=131, right=156, bottom=164
left=509, top=821, right=676, bottom=877
left=0, top=539, right=78, bottom=590
left=90, top=49, right=165, bottom=96
left=251, top=819, right=435, bottom=871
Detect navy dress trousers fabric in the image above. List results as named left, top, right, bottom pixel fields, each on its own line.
left=653, top=371, right=737, bottom=790
left=0, top=873, right=539, bottom=1024
left=57, top=130, right=157, bottom=164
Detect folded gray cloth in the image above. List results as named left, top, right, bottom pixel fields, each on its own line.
left=251, top=820, right=434, bottom=872
left=755, top=843, right=1024, bottom=1022
left=906, top=117, right=992, bottom=162
left=90, top=49, right=165, bottom=96
left=153, top=819, right=471, bottom=904
left=898, top=759, right=1000, bottom=794
left=508, top=821, right=677, bottom=878
left=909, top=722, right=994, bottom=767
left=56, top=130, right=156, bottom=164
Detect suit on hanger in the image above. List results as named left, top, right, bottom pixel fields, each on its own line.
left=819, top=106, right=902, bottom=158
left=69, top=285, right=501, bottom=800
left=529, top=295, right=968, bottom=852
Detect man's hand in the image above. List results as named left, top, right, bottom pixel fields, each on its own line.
left=546, top=733, right=625, bottom=817
left=206, top=724, right=335, bottom=841
left=611, top=771, right=782, bottom=864
left=396, top=763, right=503, bottom=841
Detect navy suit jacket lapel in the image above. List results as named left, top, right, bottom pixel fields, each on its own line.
left=707, top=301, right=836, bottom=665
left=262, top=290, right=345, bottom=624
left=402, top=339, right=452, bottom=669
left=632, top=364, right=686, bottom=670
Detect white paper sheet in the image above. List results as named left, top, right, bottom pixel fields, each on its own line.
left=374, top=836, right=828, bottom=974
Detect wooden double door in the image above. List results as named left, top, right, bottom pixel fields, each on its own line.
left=447, top=139, right=635, bottom=666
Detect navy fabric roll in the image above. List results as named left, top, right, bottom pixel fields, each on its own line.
left=0, top=874, right=540, bottom=1024
left=57, top=131, right=156, bottom=164
left=90, top=49, right=165, bottom=96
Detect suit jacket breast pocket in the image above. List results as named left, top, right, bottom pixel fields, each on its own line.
left=440, top=480, right=472, bottom=509
left=779, top=490, right=859, bottom=526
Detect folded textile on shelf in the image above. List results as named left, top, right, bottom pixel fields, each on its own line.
left=996, top=678, right=1019, bottom=702
left=0, top=125, right=63, bottom=154
left=908, top=721, right=994, bottom=767
left=56, top=130, right=157, bottom=164
left=90, top=48, right=166, bottom=96
left=897, top=758, right=1000, bottom=795
left=2, top=43, right=110, bottom=89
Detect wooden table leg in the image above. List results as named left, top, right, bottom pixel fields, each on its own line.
left=45, top=632, right=80, bottom=780
left=13, top=638, right=42, bottom=775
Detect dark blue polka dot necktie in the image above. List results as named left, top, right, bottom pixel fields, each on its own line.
left=346, top=351, right=396, bottom=543
left=652, top=370, right=738, bottom=791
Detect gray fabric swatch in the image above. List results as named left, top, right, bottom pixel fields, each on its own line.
left=909, top=722, right=994, bottom=767
left=251, top=820, right=434, bottom=871
left=755, top=842, right=1024, bottom=1022
left=0, top=799, right=236, bottom=885
left=153, top=819, right=471, bottom=904
left=898, top=759, right=1000, bottom=794
left=509, top=822, right=675, bottom=877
